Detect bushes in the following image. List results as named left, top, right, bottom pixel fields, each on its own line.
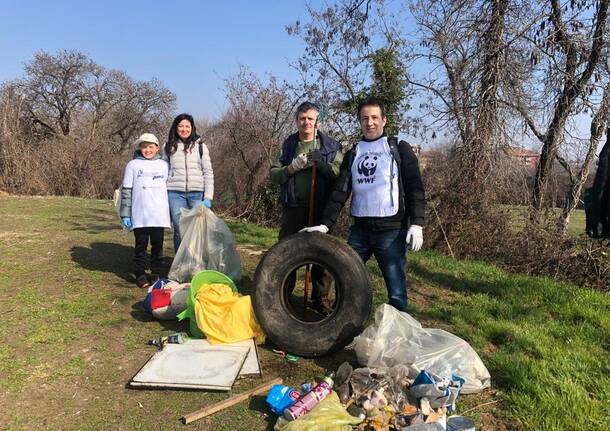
left=423, top=153, right=610, bottom=291
left=0, top=129, right=127, bottom=199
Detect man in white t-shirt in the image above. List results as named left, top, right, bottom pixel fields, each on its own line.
left=119, top=133, right=171, bottom=288
left=301, top=97, right=425, bottom=311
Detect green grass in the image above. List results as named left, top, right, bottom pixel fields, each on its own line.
left=506, top=205, right=586, bottom=236
left=226, top=219, right=277, bottom=249
left=407, top=251, right=610, bottom=430
left=0, top=195, right=608, bottom=430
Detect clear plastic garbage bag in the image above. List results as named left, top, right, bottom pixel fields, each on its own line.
left=351, top=304, right=491, bottom=394
left=168, top=205, right=241, bottom=282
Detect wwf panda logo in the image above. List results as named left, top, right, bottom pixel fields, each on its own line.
left=357, top=155, right=378, bottom=176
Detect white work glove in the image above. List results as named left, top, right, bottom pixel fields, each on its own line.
left=406, top=225, right=423, bottom=251
left=289, top=153, right=308, bottom=173
left=299, top=224, right=329, bottom=234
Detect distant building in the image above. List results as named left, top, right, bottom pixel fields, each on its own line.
left=509, top=147, right=540, bottom=170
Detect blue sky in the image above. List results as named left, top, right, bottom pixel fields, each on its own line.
left=0, top=1, right=315, bottom=119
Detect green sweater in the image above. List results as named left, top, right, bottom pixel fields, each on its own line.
left=270, top=138, right=343, bottom=206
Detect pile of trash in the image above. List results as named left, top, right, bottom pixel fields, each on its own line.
left=263, top=304, right=491, bottom=431
left=126, top=200, right=491, bottom=430
left=131, top=270, right=265, bottom=392
left=267, top=363, right=472, bottom=431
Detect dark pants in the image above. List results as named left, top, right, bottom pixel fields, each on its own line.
left=279, top=207, right=332, bottom=304
left=348, top=224, right=408, bottom=311
left=133, top=227, right=164, bottom=278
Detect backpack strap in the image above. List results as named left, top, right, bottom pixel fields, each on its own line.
left=388, top=136, right=402, bottom=168
left=198, top=141, right=203, bottom=159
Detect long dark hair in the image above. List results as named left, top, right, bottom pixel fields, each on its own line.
left=165, top=113, right=200, bottom=157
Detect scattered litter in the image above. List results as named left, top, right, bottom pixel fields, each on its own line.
left=262, top=359, right=477, bottom=431
left=273, top=349, right=301, bottom=364
left=284, top=371, right=335, bottom=421
left=266, top=384, right=301, bottom=415
left=409, top=370, right=464, bottom=410
left=147, top=332, right=189, bottom=348
left=285, top=353, right=301, bottom=363
left=352, top=304, right=491, bottom=393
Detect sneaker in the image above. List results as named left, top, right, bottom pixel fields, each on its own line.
left=136, top=274, right=150, bottom=289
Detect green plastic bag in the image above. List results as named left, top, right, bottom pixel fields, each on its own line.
left=274, top=392, right=362, bottom=431
left=176, top=270, right=237, bottom=338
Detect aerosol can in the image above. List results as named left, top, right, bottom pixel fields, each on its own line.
left=284, top=371, right=335, bottom=421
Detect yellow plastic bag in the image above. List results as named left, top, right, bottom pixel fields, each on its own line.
left=274, top=392, right=363, bottom=431
left=194, top=283, right=265, bottom=344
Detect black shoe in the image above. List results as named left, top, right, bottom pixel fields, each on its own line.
left=136, top=274, right=150, bottom=289
left=312, top=298, right=333, bottom=316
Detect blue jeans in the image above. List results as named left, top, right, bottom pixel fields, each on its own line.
left=168, top=190, right=204, bottom=252
left=348, top=225, right=408, bottom=311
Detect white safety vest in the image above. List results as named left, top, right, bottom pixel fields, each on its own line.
left=350, top=136, right=399, bottom=217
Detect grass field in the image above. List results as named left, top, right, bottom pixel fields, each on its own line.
left=0, top=195, right=608, bottom=430
left=505, top=205, right=586, bottom=236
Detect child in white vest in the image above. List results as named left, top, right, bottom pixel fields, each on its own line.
left=119, top=133, right=171, bottom=288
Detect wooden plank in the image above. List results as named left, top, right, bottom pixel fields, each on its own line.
left=181, top=377, right=283, bottom=424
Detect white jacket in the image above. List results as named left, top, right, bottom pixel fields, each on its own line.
left=165, top=139, right=214, bottom=199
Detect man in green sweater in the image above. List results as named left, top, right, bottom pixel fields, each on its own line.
left=269, top=102, right=343, bottom=314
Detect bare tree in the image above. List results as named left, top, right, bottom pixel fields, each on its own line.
left=507, top=0, right=610, bottom=213
left=286, top=0, right=409, bottom=140
left=557, top=78, right=610, bottom=231
left=18, top=50, right=97, bottom=136
left=14, top=50, right=175, bottom=149
left=0, top=50, right=175, bottom=198
left=408, top=0, right=515, bottom=252
left=207, top=68, right=300, bottom=223
left=105, top=75, right=175, bottom=150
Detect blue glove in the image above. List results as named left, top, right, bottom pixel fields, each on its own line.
left=121, top=217, right=132, bottom=230
left=202, top=199, right=212, bottom=208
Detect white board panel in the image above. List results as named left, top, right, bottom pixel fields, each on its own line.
left=187, top=339, right=261, bottom=377
left=131, top=344, right=249, bottom=391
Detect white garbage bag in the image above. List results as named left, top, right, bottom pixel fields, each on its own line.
left=168, top=205, right=241, bottom=283
left=351, top=304, right=491, bottom=394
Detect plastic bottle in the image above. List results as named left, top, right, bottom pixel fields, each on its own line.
left=147, top=332, right=189, bottom=347
left=284, top=371, right=335, bottom=421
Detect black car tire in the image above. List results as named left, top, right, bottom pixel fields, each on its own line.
left=252, top=232, right=371, bottom=357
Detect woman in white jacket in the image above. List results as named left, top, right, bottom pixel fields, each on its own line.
left=164, top=113, right=214, bottom=251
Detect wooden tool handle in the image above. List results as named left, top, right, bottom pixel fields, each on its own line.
left=181, top=377, right=283, bottom=424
